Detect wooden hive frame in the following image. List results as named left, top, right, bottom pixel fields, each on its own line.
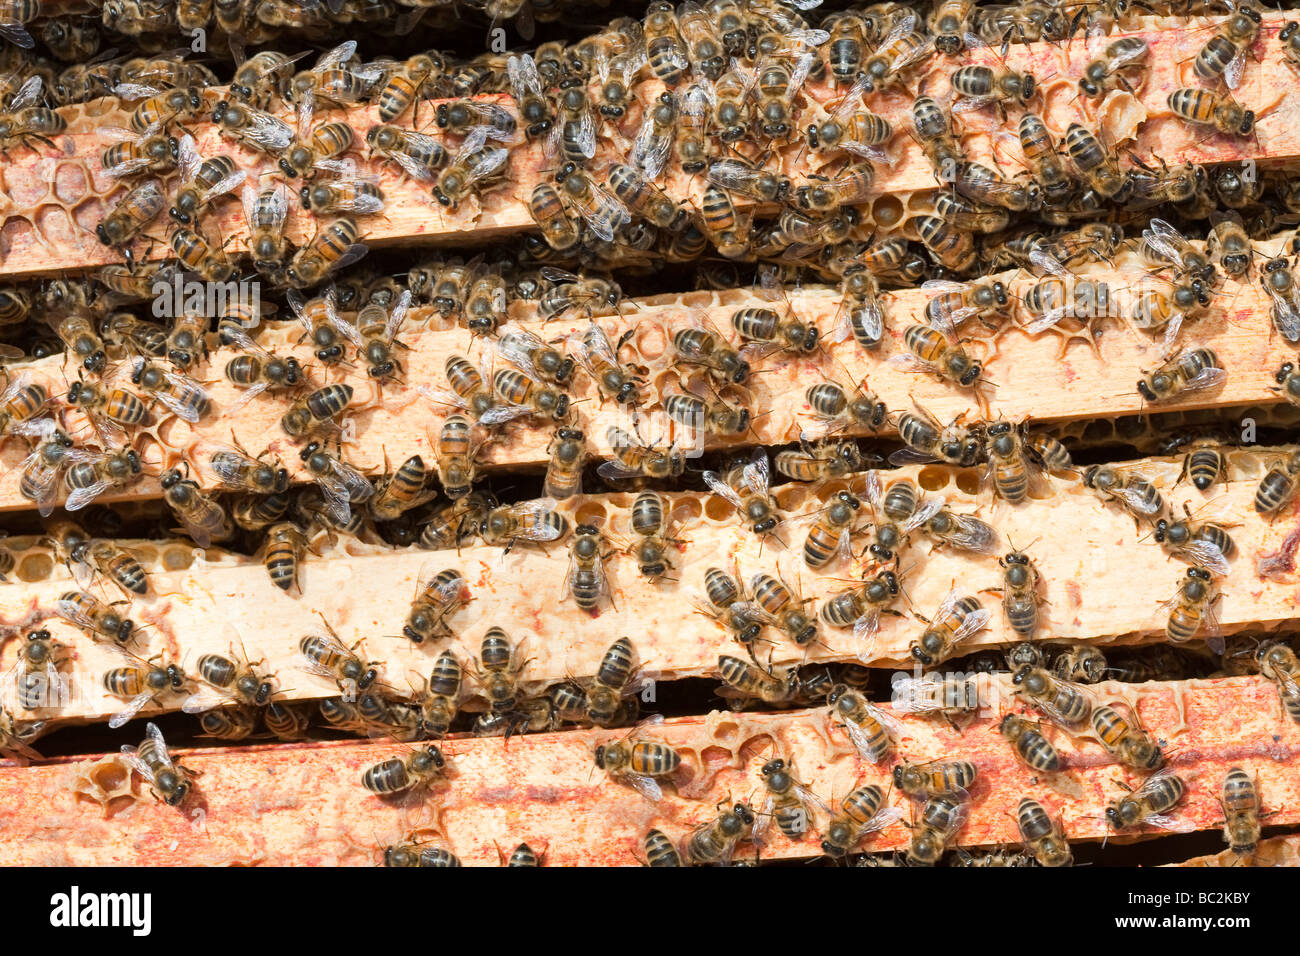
left=2, top=4, right=1300, bottom=868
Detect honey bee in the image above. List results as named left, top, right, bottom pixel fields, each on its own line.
left=1219, top=767, right=1262, bottom=858
left=1012, top=665, right=1093, bottom=729
left=1255, top=450, right=1300, bottom=518
left=7, top=628, right=62, bottom=712
left=905, top=794, right=967, bottom=866
left=1168, top=87, right=1255, bottom=138
left=0, top=704, right=43, bottom=760
left=298, top=618, right=379, bottom=695
left=1137, top=347, right=1226, bottom=404
left=639, top=829, right=683, bottom=867
left=432, top=126, right=509, bottom=210
left=479, top=500, right=569, bottom=549
left=954, top=160, right=1040, bottom=213
left=892, top=326, right=986, bottom=395
left=565, top=524, right=613, bottom=612
left=643, top=0, right=690, bottom=85
left=103, top=649, right=190, bottom=729
left=402, top=569, right=468, bottom=646
left=1016, top=798, right=1072, bottom=867
left=112, top=84, right=204, bottom=135
left=826, top=683, right=902, bottom=763
left=950, top=65, right=1036, bottom=116
left=18, top=424, right=78, bottom=517
left=1015, top=113, right=1073, bottom=204
left=549, top=80, right=597, bottom=166
left=911, top=94, right=961, bottom=180
left=211, top=99, right=294, bottom=154
left=625, top=87, right=674, bottom=179
left=233, top=182, right=289, bottom=278
left=704, top=449, right=782, bottom=540
left=1092, top=703, right=1164, bottom=770
left=229, top=50, right=300, bottom=109
left=366, top=452, right=435, bottom=524
left=664, top=391, right=752, bottom=437
left=860, top=13, right=932, bottom=93
left=470, top=627, right=528, bottom=729
left=1082, top=462, right=1165, bottom=525
left=716, top=653, right=802, bottom=706
left=167, top=137, right=243, bottom=226
left=910, top=592, right=990, bottom=667
left=595, top=716, right=681, bottom=802
left=1078, top=36, right=1148, bottom=98
left=263, top=701, right=311, bottom=741
left=1106, top=768, right=1193, bottom=833
left=121, top=722, right=194, bottom=806
left=1154, top=503, right=1236, bottom=577
left=685, top=800, right=756, bottom=865
left=600, top=425, right=685, bottom=482
left=428, top=414, right=482, bottom=501
left=1206, top=215, right=1252, bottom=278
left=53, top=312, right=107, bottom=374
left=538, top=266, right=622, bottom=322
left=998, top=713, right=1062, bottom=772
left=96, top=180, right=165, bottom=264
left=671, top=313, right=751, bottom=385
left=819, top=783, right=904, bottom=859
left=1193, top=0, right=1261, bottom=89
left=55, top=589, right=133, bottom=645
left=97, top=121, right=178, bottom=180
left=261, top=521, right=307, bottom=593
left=529, top=182, right=581, bottom=254
left=674, top=82, right=710, bottom=173
left=754, top=756, right=828, bottom=841
left=280, top=384, right=354, bottom=439
left=506, top=54, right=552, bottom=139
left=1064, top=123, right=1130, bottom=201
left=922, top=278, right=1011, bottom=337
left=701, top=568, right=766, bottom=651
left=208, top=441, right=290, bottom=495
left=730, top=301, right=818, bottom=355
left=1163, top=565, right=1223, bottom=652
left=286, top=41, right=381, bottom=110
left=366, top=124, right=447, bottom=184
left=1259, top=255, right=1300, bottom=343
left=821, top=569, right=902, bottom=659
left=374, top=53, right=439, bottom=125
left=160, top=466, right=232, bottom=548
left=408, top=650, right=463, bottom=739
left=129, top=359, right=211, bottom=424
left=699, top=183, right=749, bottom=258
left=585, top=636, right=638, bottom=727
left=287, top=218, right=369, bottom=289
left=893, top=759, right=977, bottom=799
left=362, top=744, right=448, bottom=798
left=729, top=571, right=816, bottom=647
left=297, top=441, right=374, bottom=527
left=185, top=637, right=276, bottom=713
left=63, top=445, right=143, bottom=512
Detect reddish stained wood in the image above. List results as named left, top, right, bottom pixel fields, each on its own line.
left=0, top=675, right=1293, bottom=865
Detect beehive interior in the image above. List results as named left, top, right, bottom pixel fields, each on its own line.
left=1, top=0, right=1300, bottom=866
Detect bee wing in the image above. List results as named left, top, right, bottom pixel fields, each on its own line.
left=317, top=40, right=357, bottom=72
left=328, top=309, right=366, bottom=350
left=900, top=496, right=944, bottom=533
left=181, top=686, right=227, bottom=714
left=573, top=321, right=619, bottom=375
left=1142, top=811, right=1196, bottom=833
left=947, top=514, right=999, bottom=553
left=8, top=74, right=43, bottom=109
left=1267, top=289, right=1300, bottom=342
left=477, top=403, right=533, bottom=426
left=119, top=743, right=155, bottom=782
left=151, top=372, right=210, bottom=424
left=1028, top=247, right=1071, bottom=280
left=632, top=113, right=672, bottom=180
left=951, top=95, right=995, bottom=115
left=844, top=714, right=889, bottom=763
left=742, top=449, right=770, bottom=495
left=313, top=468, right=356, bottom=527
left=890, top=676, right=943, bottom=715
left=887, top=446, right=939, bottom=466
left=108, top=691, right=155, bottom=730
left=1024, top=302, right=1075, bottom=335
left=176, top=133, right=201, bottom=182
left=597, top=459, right=648, bottom=481
left=859, top=804, right=907, bottom=836
left=576, top=183, right=631, bottom=243
left=706, top=157, right=760, bottom=193
left=388, top=145, right=440, bottom=183
left=144, top=722, right=175, bottom=770
left=112, top=82, right=161, bottom=100
left=1115, top=484, right=1162, bottom=517
left=831, top=76, right=870, bottom=123
left=1224, top=48, right=1245, bottom=90
left=729, top=600, right=779, bottom=627
left=1176, top=539, right=1231, bottom=578
left=1179, top=366, right=1227, bottom=395
left=507, top=54, right=542, bottom=100
left=703, top=470, right=744, bottom=508
left=65, top=476, right=113, bottom=513
left=1143, top=219, right=1191, bottom=270
left=386, top=290, right=412, bottom=341
left=510, top=501, right=568, bottom=542
left=888, top=353, right=939, bottom=376
left=623, top=772, right=664, bottom=804
left=681, top=82, right=710, bottom=118
left=249, top=110, right=295, bottom=151
left=853, top=605, right=882, bottom=661
left=949, top=607, right=992, bottom=645
left=863, top=703, right=903, bottom=744
left=202, top=167, right=248, bottom=204
left=941, top=798, right=971, bottom=839
left=96, top=125, right=143, bottom=145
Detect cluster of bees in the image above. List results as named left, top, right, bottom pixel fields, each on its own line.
left=2, top=0, right=1300, bottom=865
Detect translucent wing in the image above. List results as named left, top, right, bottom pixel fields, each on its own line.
left=858, top=804, right=906, bottom=835
left=477, top=403, right=534, bottom=426
left=176, top=133, right=201, bottom=182
left=108, top=692, right=154, bottom=729
left=8, top=74, right=42, bottom=109
left=247, top=110, right=295, bottom=151
left=145, top=722, right=174, bottom=770
left=317, top=40, right=358, bottom=72
left=573, top=321, right=619, bottom=376
left=182, top=685, right=228, bottom=714
left=65, top=476, right=113, bottom=512
left=900, top=496, right=944, bottom=534
left=1175, top=537, right=1231, bottom=578
left=853, top=605, right=882, bottom=661
left=1143, top=811, right=1197, bottom=833
left=888, top=352, right=939, bottom=375
left=1267, top=289, right=1300, bottom=342
left=1144, top=219, right=1192, bottom=271
left=575, top=106, right=597, bottom=159
left=741, top=448, right=770, bottom=495
left=597, top=459, right=649, bottom=481
left=119, top=742, right=155, bottom=781
left=831, top=75, right=870, bottom=124
left=1178, top=366, right=1227, bottom=395
left=327, top=309, right=366, bottom=351
left=112, top=82, right=162, bottom=100
left=843, top=713, right=890, bottom=763
left=890, top=675, right=945, bottom=715
left=1224, top=47, right=1245, bottom=90
left=888, top=445, right=940, bottom=466
left=632, top=109, right=673, bottom=180
left=702, top=469, right=744, bottom=508
left=507, top=54, right=542, bottom=100
left=386, top=290, right=412, bottom=340
left=389, top=135, right=443, bottom=182
left=939, top=513, right=999, bottom=553
left=574, top=182, right=630, bottom=243
left=152, top=369, right=210, bottom=423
